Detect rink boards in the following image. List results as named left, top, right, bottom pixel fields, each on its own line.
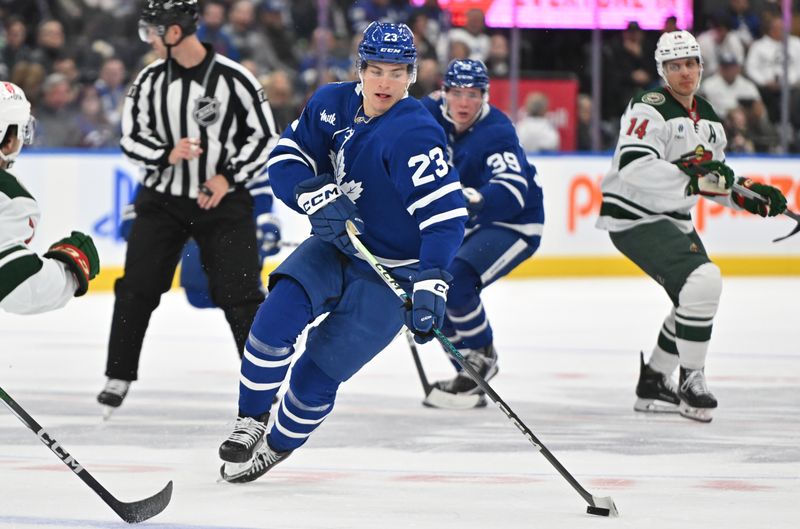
left=12, top=150, right=800, bottom=290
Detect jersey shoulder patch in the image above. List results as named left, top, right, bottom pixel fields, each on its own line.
left=0, top=169, right=34, bottom=201
left=631, top=88, right=684, bottom=122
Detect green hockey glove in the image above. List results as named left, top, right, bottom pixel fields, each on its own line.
left=677, top=160, right=735, bottom=197
left=733, top=177, right=788, bottom=217
left=44, top=231, right=100, bottom=296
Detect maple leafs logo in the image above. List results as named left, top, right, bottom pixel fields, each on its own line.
left=329, top=128, right=363, bottom=203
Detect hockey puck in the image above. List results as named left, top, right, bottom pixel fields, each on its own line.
left=586, top=506, right=611, bottom=517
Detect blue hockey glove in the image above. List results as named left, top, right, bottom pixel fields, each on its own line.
left=295, top=173, right=364, bottom=254
left=404, top=268, right=453, bottom=344
left=117, top=203, right=136, bottom=241
left=256, top=213, right=282, bottom=258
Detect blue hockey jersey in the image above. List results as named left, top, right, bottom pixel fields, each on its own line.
left=421, top=95, right=544, bottom=242
left=268, top=82, right=467, bottom=273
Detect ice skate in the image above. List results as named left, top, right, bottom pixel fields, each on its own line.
left=218, top=413, right=269, bottom=463
left=678, top=367, right=717, bottom=423
left=96, top=378, right=130, bottom=420
left=220, top=438, right=292, bottom=483
left=424, top=345, right=497, bottom=409
left=634, top=351, right=679, bottom=413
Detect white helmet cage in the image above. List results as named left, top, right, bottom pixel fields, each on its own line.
left=655, top=30, right=703, bottom=88
left=0, top=82, right=34, bottom=166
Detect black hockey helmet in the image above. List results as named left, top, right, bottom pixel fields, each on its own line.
left=139, top=0, right=199, bottom=39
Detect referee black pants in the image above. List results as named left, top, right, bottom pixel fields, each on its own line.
left=105, top=186, right=264, bottom=381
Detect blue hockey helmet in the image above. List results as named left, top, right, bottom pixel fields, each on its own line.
left=443, top=59, right=490, bottom=92
left=357, top=21, right=417, bottom=66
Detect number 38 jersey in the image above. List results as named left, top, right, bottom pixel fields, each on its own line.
left=268, top=81, right=467, bottom=273
left=596, top=87, right=729, bottom=234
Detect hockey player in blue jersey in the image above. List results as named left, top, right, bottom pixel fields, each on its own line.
left=218, top=22, right=467, bottom=483
left=419, top=59, right=545, bottom=408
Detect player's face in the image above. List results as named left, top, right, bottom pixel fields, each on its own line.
left=664, top=58, right=700, bottom=97
left=361, top=62, right=411, bottom=117
left=445, top=87, right=483, bottom=129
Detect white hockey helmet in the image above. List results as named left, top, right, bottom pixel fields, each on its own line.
left=655, top=30, right=703, bottom=81
left=0, top=82, right=35, bottom=167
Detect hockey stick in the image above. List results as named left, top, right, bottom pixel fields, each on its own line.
left=673, top=151, right=800, bottom=242
left=0, top=385, right=173, bottom=524
left=404, top=330, right=486, bottom=409
left=344, top=221, right=618, bottom=517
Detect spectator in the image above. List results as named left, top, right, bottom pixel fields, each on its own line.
left=348, top=0, right=409, bottom=34
left=726, top=0, right=760, bottom=47
left=700, top=53, right=761, bottom=118
left=409, top=57, right=441, bottom=99
left=93, top=57, right=127, bottom=134
left=485, top=34, right=510, bottom=78
left=724, top=106, right=756, bottom=153
left=574, top=93, right=616, bottom=151
left=745, top=99, right=781, bottom=152
left=262, top=69, right=298, bottom=133
left=196, top=0, right=241, bottom=62
left=1, top=17, right=33, bottom=76
left=443, top=8, right=490, bottom=63
left=697, top=14, right=745, bottom=78
left=745, top=16, right=800, bottom=127
left=33, top=73, right=80, bottom=147
left=75, top=84, right=118, bottom=148
left=602, top=21, right=657, bottom=121
left=10, top=61, right=46, bottom=109
left=409, top=10, right=437, bottom=61
left=30, top=20, right=66, bottom=74
left=516, top=92, right=560, bottom=152
left=258, top=0, right=299, bottom=74
left=447, top=40, right=470, bottom=62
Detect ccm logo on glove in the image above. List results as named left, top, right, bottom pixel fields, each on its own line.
left=298, top=184, right=341, bottom=214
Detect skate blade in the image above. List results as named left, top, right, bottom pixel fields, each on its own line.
left=679, top=401, right=714, bottom=423
left=634, top=398, right=679, bottom=414
left=423, top=388, right=485, bottom=409
left=101, top=405, right=116, bottom=421
left=220, top=461, right=253, bottom=482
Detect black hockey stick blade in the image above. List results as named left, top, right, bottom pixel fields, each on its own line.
left=772, top=209, right=800, bottom=243
left=0, top=386, right=173, bottom=524
left=106, top=480, right=173, bottom=524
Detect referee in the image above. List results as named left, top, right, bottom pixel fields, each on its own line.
left=98, top=0, right=278, bottom=415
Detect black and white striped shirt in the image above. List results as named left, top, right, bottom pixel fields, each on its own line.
left=121, top=43, right=278, bottom=198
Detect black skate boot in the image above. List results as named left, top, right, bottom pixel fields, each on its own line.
left=678, top=367, right=718, bottom=423
left=97, top=378, right=131, bottom=420
left=220, top=437, right=292, bottom=483
left=218, top=413, right=269, bottom=463
left=431, top=344, right=498, bottom=396
left=634, top=351, right=679, bottom=413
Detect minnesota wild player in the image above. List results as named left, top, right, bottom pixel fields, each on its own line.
left=0, top=82, right=99, bottom=315
left=596, top=31, right=787, bottom=422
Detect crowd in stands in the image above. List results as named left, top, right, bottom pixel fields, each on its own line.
left=1, top=0, right=799, bottom=152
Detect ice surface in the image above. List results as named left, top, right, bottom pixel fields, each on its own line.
left=1, top=278, right=798, bottom=528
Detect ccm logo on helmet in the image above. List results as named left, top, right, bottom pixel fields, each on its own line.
left=298, top=184, right=341, bottom=215
left=380, top=47, right=400, bottom=53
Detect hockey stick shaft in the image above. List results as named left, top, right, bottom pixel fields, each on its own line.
left=0, top=386, right=172, bottom=524
left=344, top=221, right=615, bottom=512
left=404, top=329, right=433, bottom=394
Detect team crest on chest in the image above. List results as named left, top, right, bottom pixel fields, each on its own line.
left=642, top=92, right=665, bottom=105
left=192, top=96, right=221, bottom=127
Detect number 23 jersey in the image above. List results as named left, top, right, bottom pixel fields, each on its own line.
left=268, top=81, right=467, bottom=272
